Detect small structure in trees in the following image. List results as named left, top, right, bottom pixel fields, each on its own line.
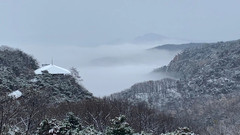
left=34, top=64, right=71, bottom=75
left=8, top=90, right=22, bottom=99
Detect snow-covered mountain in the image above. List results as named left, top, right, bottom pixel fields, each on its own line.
left=112, top=39, right=240, bottom=106
left=0, top=46, right=93, bottom=103
left=111, top=39, right=240, bottom=134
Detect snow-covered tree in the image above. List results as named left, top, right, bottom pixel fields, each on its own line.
left=70, top=67, right=83, bottom=83
left=79, top=126, right=102, bottom=135
left=105, top=115, right=134, bottom=135
left=36, top=112, right=83, bottom=135
left=160, top=127, right=197, bottom=135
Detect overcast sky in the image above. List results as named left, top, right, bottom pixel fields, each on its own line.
left=1, top=0, right=240, bottom=46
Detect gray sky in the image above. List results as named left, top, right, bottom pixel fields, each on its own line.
left=1, top=0, right=240, bottom=46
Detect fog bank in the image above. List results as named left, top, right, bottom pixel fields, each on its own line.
left=8, top=43, right=179, bottom=97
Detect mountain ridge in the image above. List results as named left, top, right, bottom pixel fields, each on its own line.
left=110, top=39, right=240, bottom=134
left=151, top=42, right=204, bottom=51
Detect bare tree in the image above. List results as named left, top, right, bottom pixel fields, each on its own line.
left=70, top=67, right=83, bottom=83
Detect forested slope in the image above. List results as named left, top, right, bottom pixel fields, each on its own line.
left=112, top=39, right=240, bottom=134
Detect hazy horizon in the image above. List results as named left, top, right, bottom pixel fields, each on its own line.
left=1, top=0, right=240, bottom=46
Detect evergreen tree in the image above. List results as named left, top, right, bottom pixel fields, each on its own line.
left=105, top=115, right=134, bottom=135
left=36, top=112, right=83, bottom=135
left=79, top=126, right=102, bottom=135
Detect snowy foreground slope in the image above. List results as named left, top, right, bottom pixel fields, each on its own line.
left=111, top=39, right=240, bottom=134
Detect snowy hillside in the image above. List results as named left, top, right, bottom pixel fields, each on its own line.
left=111, top=78, right=181, bottom=109
left=111, top=39, right=240, bottom=134
left=0, top=46, right=93, bottom=104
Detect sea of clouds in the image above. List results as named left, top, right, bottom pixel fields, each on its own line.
left=9, top=42, right=181, bottom=97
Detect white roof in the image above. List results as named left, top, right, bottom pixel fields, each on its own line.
left=8, top=90, right=22, bottom=99
left=34, top=64, right=71, bottom=75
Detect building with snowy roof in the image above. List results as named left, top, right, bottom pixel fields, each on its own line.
left=34, top=64, right=71, bottom=75
left=8, top=90, right=22, bottom=99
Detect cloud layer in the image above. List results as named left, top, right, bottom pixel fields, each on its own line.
left=9, top=43, right=179, bottom=97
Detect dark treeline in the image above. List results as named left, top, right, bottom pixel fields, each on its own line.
left=0, top=93, right=197, bottom=135
left=48, top=98, right=178, bottom=134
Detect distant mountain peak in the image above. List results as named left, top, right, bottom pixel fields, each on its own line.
left=132, top=33, right=167, bottom=44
